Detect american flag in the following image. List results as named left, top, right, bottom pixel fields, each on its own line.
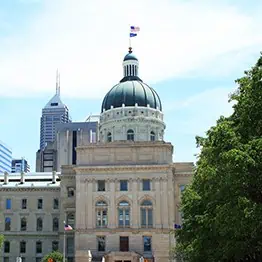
left=130, top=26, right=140, bottom=32
left=64, top=224, right=73, bottom=231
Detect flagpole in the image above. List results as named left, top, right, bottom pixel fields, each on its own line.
left=63, top=221, right=66, bottom=262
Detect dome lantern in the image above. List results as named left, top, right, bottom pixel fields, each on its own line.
left=122, top=47, right=139, bottom=78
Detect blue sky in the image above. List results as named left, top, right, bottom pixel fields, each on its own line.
left=0, top=0, right=262, bottom=171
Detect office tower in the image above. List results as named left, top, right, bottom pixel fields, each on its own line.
left=0, top=140, right=12, bottom=173
left=11, top=158, right=30, bottom=173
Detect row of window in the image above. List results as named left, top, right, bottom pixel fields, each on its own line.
left=3, top=240, right=59, bottom=254
left=97, top=235, right=152, bottom=253
left=96, top=200, right=153, bottom=228
left=5, top=198, right=59, bottom=210
left=107, top=130, right=156, bottom=142
left=4, top=217, right=59, bottom=232
left=68, top=179, right=151, bottom=196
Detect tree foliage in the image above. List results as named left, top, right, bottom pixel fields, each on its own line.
left=41, top=251, right=66, bottom=262
left=175, top=54, right=262, bottom=262
left=0, top=235, right=4, bottom=248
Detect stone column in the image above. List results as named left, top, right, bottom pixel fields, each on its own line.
left=154, top=177, right=161, bottom=228
left=109, top=178, right=116, bottom=228
left=87, top=179, right=93, bottom=228
left=162, top=176, right=169, bottom=228
left=132, top=178, right=139, bottom=228
left=168, top=173, right=175, bottom=228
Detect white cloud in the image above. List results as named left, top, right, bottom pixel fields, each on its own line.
left=0, top=0, right=262, bottom=98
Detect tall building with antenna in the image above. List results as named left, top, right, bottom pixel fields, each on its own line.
left=39, top=71, right=71, bottom=150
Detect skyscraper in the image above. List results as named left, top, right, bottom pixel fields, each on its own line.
left=39, top=71, right=71, bottom=150
left=11, top=158, right=30, bottom=173
left=0, top=140, right=12, bottom=173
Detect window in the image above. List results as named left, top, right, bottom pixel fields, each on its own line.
left=143, top=179, right=151, bottom=191
left=180, top=185, right=185, bottom=193
left=107, top=132, right=112, bottom=142
left=36, top=258, right=42, bottom=262
left=143, top=236, right=152, bottom=252
left=36, top=218, right=43, bottom=231
left=20, top=241, right=26, bottom=253
left=118, top=201, right=130, bottom=227
left=127, top=129, right=134, bottom=141
left=53, top=198, right=59, bottom=209
left=36, top=241, right=42, bottom=254
left=98, top=180, right=105, bottom=191
left=6, top=199, right=11, bottom=209
left=67, top=213, right=75, bottom=229
left=97, top=236, right=106, bottom=252
left=120, top=180, right=128, bottom=191
left=96, top=201, right=108, bottom=228
left=52, top=241, right=59, bottom=251
left=66, top=237, right=74, bottom=254
left=37, top=199, right=43, bottom=209
left=4, top=241, right=10, bottom=253
left=3, top=257, right=9, bottom=262
left=21, top=217, right=27, bottom=231
left=150, top=131, right=155, bottom=141
left=67, top=187, right=75, bottom=197
left=5, top=217, right=11, bottom=231
left=53, top=217, right=59, bottom=232
left=141, top=200, right=153, bottom=228
left=21, top=199, right=27, bottom=209
left=120, top=236, right=129, bottom=252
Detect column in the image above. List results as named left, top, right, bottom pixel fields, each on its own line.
left=132, top=178, right=139, bottom=228
left=162, top=176, right=169, bottom=228
left=109, top=178, right=116, bottom=228
left=87, top=179, right=93, bottom=228
left=154, top=177, right=161, bottom=228
left=168, top=173, right=175, bottom=228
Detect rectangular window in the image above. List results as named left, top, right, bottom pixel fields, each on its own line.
left=4, top=241, right=10, bottom=253
left=6, top=199, right=11, bottom=209
left=36, top=258, right=42, bottom=262
left=5, top=217, right=11, bottom=231
left=66, top=237, right=74, bottom=254
left=53, top=198, right=59, bottom=209
left=52, top=241, right=59, bottom=251
left=3, top=258, right=9, bottom=262
left=143, top=236, right=152, bottom=252
left=67, top=187, right=75, bottom=197
left=36, top=242, right=42, bottom=254
left=20, top=242, right=26, bottom=253
left=120, top=180, right=128, bottom=191
left=142, top=179, right=150, bottom=191
left=98, top=180, right=105, bottom=192
left=120, top=236, right=129, bottom=252
left=97, top=236, right=106, bottom=252
left=21, top=199, right=27, bottom=209
left=180, top=185, right=185, bottom=193
left=37, top=199, right=43, bottom=209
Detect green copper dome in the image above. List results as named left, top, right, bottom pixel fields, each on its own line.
left=101, top=76, right=162, bottom=112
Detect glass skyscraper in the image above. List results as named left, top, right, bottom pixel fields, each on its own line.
left=39, top=72, right=71, bottom=150
left=0, top=140, right=12, bottom=173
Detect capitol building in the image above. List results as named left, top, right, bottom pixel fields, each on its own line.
left=0, top=48, right=193, bottom=262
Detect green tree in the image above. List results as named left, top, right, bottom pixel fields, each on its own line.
left=175, top=53, right=262, bottom=262
left=41, top=251, right=66, bottom=262
left=0, top=235, right=4, bottom=248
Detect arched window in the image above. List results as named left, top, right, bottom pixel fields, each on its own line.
left=96, top=201, right=108, bottom=228
left=67, top=213, right=75, bottom=229
left=140, top=200, right=153, bottom=228
left=21, top=217, right=27, bottom=231
left=107, top=132, right=112, bottom=142
left=36, top=217, right=43, bottom=231
left=5, top=217, right=11, bottom=231
left=53, top=217, right=59, bottom=232
left=118, top=201, right=130, bottom=227
left=127, top=129, right=134, bottom=141
left=150, top=131, right=155, bottom=141
left=36, top=241, right=42, bottom=254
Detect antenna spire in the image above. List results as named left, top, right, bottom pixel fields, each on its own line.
left=56, top=69, right=60, bottom=95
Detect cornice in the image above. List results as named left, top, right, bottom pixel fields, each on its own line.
left=74, top=164, right=172, bottom=174
left=174, top=172, right=193, bottom=177
left=0, top=187, right=60, bottom=192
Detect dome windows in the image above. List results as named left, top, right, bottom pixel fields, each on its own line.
left=150, top=131, right=155, bottom=141
left=127, top=129, right=134, bottom=141
left=107, top=132, right=112, bottom=142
